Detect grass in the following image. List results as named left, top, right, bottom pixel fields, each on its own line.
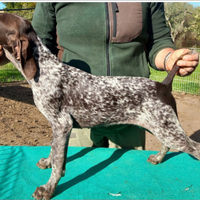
left=0, top=63, right=24, bottom=82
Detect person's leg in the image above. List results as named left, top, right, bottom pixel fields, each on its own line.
left=91, top=125, right=145, bottom=150
left=90, top=127, right=109, bottom=147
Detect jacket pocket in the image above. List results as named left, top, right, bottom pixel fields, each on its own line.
left=108, top=2, right=142, bottom=43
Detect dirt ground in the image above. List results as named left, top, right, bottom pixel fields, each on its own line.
left=0, top=81, right=200, bottom=151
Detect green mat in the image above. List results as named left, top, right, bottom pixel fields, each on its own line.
left=0, top=146, right=200, bottom=199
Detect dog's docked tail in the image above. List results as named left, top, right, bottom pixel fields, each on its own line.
left=162, top=50, right=195, bottom=92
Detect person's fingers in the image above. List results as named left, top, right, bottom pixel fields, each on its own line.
left=166, top=49, right=199, bottom=76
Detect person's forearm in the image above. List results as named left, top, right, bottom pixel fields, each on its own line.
left=155, top=48, right=175, bottom=71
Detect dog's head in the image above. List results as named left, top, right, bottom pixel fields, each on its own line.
left=0, top=13, right=38, bottom=80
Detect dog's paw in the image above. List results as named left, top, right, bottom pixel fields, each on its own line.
left=32, top=186, right=53, bottom=200
left=147, top=155, right=162, bottom=165
left=36, top=158, right=52, bottom=169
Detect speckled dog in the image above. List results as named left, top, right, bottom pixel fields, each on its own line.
left=0, top=13, right=200, bottom=200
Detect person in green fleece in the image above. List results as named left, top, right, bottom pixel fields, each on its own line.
left=30, top=2, right=198, bottom=150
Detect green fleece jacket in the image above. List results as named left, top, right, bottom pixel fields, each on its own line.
left=32, top=2, right=176, bottom=77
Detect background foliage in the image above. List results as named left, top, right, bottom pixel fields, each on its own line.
left=164, top=2, right=200, bottom=48
left=3, top=2, right=36, bottom=21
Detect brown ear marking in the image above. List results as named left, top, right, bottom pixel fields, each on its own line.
left=8, top=34, right=38, bottom=80
left=19, top=35, right=38, bottom=80
left=7, top=34, right=20, bottom=60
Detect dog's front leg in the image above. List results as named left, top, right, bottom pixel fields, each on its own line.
left=36, top=146, right=53, bottom=169
left=32, top=115, right=72, bottom=200
left=36, top=133, right=71, bottom=173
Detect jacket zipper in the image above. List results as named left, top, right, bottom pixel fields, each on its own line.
left=105, top=3, right=118, bottom=76
left=105, top=2, right=110, bottom=76
left=112, top=2, right=118, bottom=37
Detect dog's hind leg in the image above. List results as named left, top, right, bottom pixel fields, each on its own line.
left=143, top=106, right=200, bottom=164
left=148, top=128, right=200, bottom=164
left=147, top=144, right=169, bottom=164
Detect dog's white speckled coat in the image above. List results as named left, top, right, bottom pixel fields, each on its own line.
left=1, top=13, right=199, bottom=200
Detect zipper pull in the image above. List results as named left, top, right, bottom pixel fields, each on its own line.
left=112, top=2, right=118, bottom=12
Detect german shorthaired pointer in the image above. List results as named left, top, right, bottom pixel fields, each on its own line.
left=0, top=13, right=199, bottom=200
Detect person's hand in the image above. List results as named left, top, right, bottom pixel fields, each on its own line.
left=166, top=48, right=199, bottom=77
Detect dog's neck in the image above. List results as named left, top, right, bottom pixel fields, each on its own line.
left=32, top=36, right=62, bottom=69
left=29, top=35, right=66, bottom=85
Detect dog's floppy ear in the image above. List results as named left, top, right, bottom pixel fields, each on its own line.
left=8, top=34, right=38, bottom=80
